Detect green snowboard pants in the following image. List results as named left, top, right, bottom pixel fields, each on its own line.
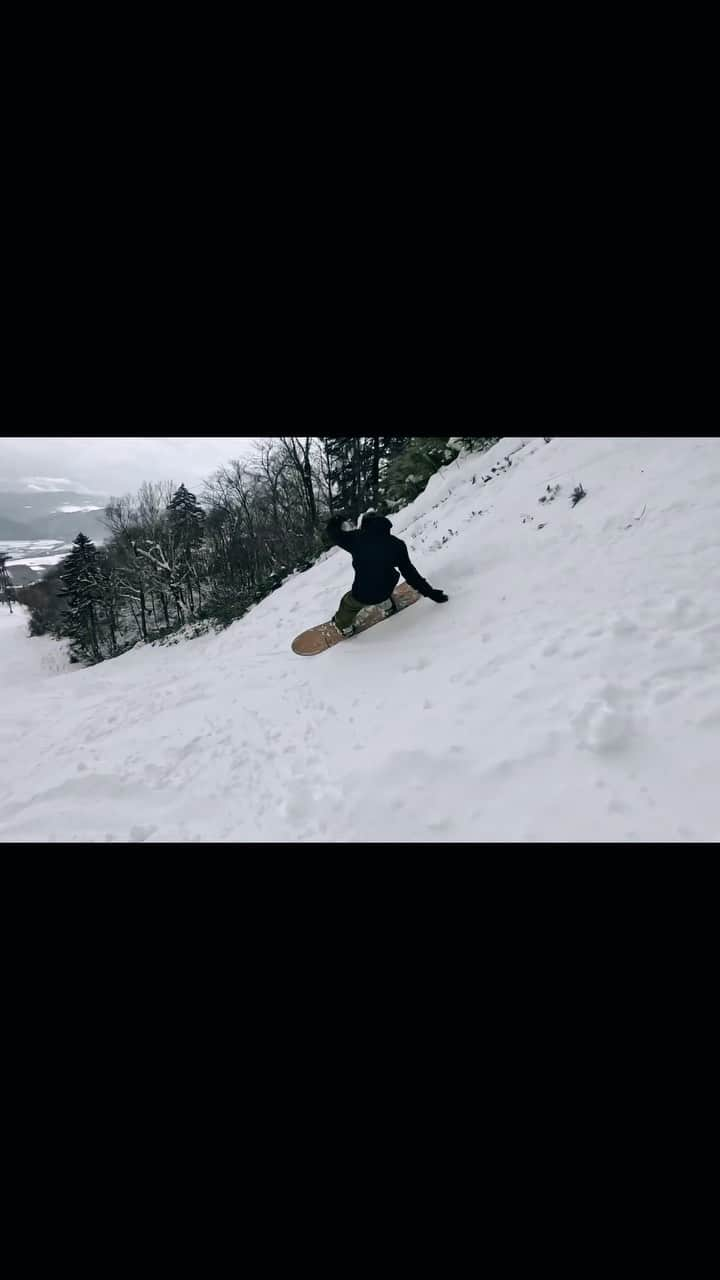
left=334, top=592, right=370, bottom=630
left=334, top=591, right=396, bottom=629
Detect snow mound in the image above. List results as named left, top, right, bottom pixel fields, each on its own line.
left=1, top=436, right=718, bottom=843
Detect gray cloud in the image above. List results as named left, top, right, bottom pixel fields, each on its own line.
left=0, top=437, right=260, bottom=496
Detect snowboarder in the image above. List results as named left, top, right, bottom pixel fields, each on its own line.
left=326, top=513, right=448, bottom=636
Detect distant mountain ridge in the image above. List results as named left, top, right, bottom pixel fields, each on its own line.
left=0, top=514, right=34, bottom=539
left=0, top=489, right=108, bottom=543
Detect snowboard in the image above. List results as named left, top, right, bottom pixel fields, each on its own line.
left=291, top=583, right=420, bottom=655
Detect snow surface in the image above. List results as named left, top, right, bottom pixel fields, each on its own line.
left=1, top=436, right=718, bottom=843
left=0, top=609, right=74, bottom=683
left=2, top=540, right=68, bottom=550
left=7, top=555, right=68, bottom=570
left=2, top=540, right=73, bottom=570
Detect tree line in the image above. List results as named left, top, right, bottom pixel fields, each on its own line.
left=13, top=435, right=498, bottom=663
left=0, top=552, right=15, bottom=613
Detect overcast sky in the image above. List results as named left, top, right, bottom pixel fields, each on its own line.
left=0, top=437, right=260, bottom=496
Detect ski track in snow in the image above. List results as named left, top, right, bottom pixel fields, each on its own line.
left=1, top=436, right=719, bottom=843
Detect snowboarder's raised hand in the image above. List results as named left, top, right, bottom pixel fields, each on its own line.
left=326, top=513, right=357, bottom=544
left=427, top=588, right=449, bottom=603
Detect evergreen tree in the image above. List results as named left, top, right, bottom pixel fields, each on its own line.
left=167, top=483, right=205, bottom=545
left=382, top=437, right=455, bottom=507
left=167, top=484, right=205, bottom=614
left=59, top=533, right=104, bottom=662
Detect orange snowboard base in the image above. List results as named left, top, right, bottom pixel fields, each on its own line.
left=291, top=583, right=420, bottom=655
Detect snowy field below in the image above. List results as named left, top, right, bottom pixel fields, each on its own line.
left=2, top=539, right=72, bottom=570
left=1, top=436, right=718, bottom=843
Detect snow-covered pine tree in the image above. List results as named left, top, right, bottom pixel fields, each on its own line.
left=167, top=483, right=205, bottom=542
left=166, top=483, right=205, bottom=615
left=58, top=532, right=104, bottom=662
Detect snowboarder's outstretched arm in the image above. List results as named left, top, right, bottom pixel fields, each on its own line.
left=393, top=539, right=448, bottom=603
left=326, top=515, right=359, bottom=553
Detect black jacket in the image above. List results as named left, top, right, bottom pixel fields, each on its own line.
left=326, top=514, right=433, bottom=604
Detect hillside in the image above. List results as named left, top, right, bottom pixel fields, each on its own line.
left=0, top=436, right=718, bottom=843
left=0, top=515, right=35, bottom=539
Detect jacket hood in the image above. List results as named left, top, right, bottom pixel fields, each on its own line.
left=360, top=514, right=393, bottom=536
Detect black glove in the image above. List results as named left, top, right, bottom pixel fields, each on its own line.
left=325, top=513, right=353, bottom=544
left=427, top=588, right=448, bottom=603
left=326, top=512, right=354, bottom=533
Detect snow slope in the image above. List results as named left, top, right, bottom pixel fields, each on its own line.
left=1, top=436, right=718, bottom=843
left=0, top=608, right=75, bottom=682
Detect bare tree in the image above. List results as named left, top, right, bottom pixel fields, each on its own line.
left=277, top=437, right=319, bottom=529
